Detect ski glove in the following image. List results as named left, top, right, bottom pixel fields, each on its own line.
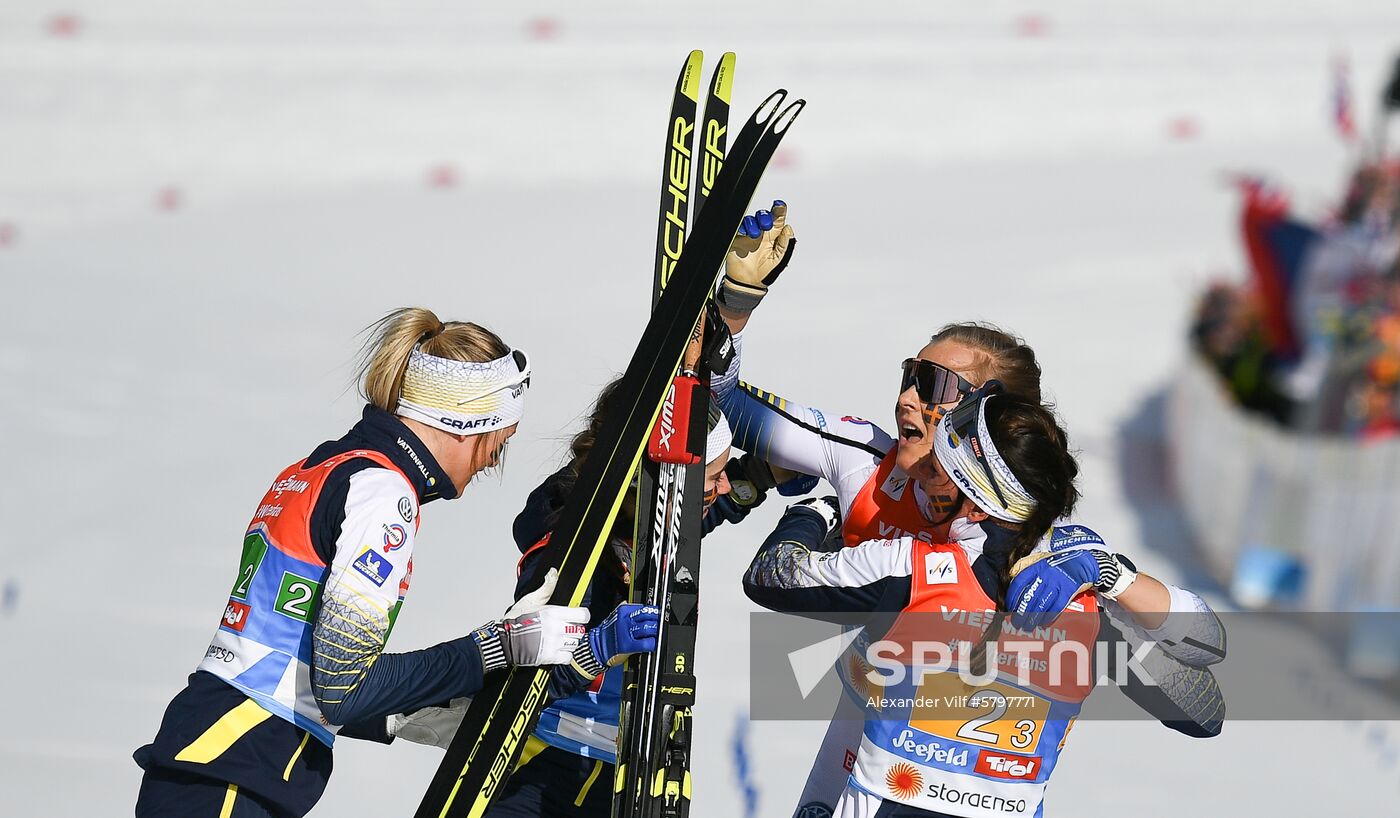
left=387, top=697, right=467, bottom=749
left=707, top=453, right=819, bottom=528
left=788, top=495, right=842, bottom=538
left=720, top=200, right=796, bottom=314
left=573, top=603, right=660, bottom=678
left=471, top=568, right=590, bottom=672
left=775, top=469, right=821, bottom=497
left=1006, top=549, right=1137, bottom=631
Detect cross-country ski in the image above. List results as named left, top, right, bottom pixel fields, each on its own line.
left=7, top=7, right=1400, bottom=818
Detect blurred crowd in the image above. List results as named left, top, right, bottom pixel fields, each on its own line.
left=1191, top=159, right=1400, bottom=439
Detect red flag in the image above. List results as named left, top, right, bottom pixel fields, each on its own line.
left=1237, top=178, right=1301, bottom=359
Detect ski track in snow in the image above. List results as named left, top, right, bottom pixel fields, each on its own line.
left=2, top=1, right=1399, bottom=814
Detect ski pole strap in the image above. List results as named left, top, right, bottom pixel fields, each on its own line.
left=701, top=301, right=735, bottom=375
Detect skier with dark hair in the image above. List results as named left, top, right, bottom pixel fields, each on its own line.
left=715, top=205, right=1226, bottom=817
left=381, top=375, right=808, bottom=818
left=744, top=386, right=1225, bottom=817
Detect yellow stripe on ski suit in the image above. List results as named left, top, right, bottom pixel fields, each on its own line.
left=283, top=732, right=311, bottom=782
left=174, top=699, right=273, bottom=765
left=575, top=759, right=605, bottom=807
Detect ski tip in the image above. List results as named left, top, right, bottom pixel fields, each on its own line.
left=682, top=50, right=704, bottom=102
left=772, top=98, right=806, bottom=134
left=714, top=52, right=736, bottom=104
left=753, top=89, right=788, bottom=124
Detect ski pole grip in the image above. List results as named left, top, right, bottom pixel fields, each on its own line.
left=648, top=374, right=704, bottom=465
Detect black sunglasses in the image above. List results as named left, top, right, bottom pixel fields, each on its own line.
left=900, top=358, right=976, bottom=406
left=943, top=380, right=1010, bottom=510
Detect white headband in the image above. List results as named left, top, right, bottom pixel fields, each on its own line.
left=706, top=404, right=733, bottom=465
left=396, top=347, right=531, bottom=436
left=932, top=394, right=1037, bottom=523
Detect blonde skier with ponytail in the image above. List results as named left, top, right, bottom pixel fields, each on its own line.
left=135, top=308, right=659, bottom=818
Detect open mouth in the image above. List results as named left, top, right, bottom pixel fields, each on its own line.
left=898, top=421, right=925, bottom=443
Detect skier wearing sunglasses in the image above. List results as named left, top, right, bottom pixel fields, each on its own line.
left=716, top=206, right=1226, bottom=817
left=744, top=388, right=1224, bottom=818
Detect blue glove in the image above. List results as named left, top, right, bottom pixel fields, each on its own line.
left=585, top=603, right=660, bottom=669
left=776, top=470, right=819, bottom=497
left=1007, top=546, right=1137, bottom=631
left=1006, top=550, right=1103, bottom=632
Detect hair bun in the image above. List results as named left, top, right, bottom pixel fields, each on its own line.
left=418, top=320, right=446, bottom=344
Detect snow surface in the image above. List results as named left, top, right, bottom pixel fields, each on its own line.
left=2, top=1, right=1398, bottom=814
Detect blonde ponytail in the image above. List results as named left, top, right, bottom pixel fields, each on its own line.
left=358, top=307, right=511, bottom=412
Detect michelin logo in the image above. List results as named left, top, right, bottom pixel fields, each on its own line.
left=352, top=548, right=393, bottom=586
left=1049, top=525, right=1105, bottom=552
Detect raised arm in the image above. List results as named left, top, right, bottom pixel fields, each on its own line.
left=713, top=332, right=892, bottom=508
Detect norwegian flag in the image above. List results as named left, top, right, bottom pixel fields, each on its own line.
left=1333, top=55, right=1358, bottom=143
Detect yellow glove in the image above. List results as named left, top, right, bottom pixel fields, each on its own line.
left=719, top=200, right=796, bottom=314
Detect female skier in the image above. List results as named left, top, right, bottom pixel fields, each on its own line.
left=717, top=205, right=1226, bottom=816
left=134, top=308, right=659, bottom=818
left=744, top=387, right=1221, bottom=817
left=388, top=377, right=807, bottom=817
left=488, top=391, right=740, bottom=817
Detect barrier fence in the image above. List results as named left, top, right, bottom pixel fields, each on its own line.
left=1166, top=355, right=1400, bottom=612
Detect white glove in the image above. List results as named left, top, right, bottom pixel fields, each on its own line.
left=499, top=568, right=590, bottom=667
left=387, top=697, right=468, bottom=749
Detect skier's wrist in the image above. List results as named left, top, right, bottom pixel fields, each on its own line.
left=738, top=453, right=779, bottom=493
left=717, top=278, right=767, bottom=314
left=788, top=496, right=841, bottom=538
left=1091, top=551, right=1138, bottom=600
left=470, top=621, right=508, bottom=673
left=572, top=633, right=607, bottom=679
